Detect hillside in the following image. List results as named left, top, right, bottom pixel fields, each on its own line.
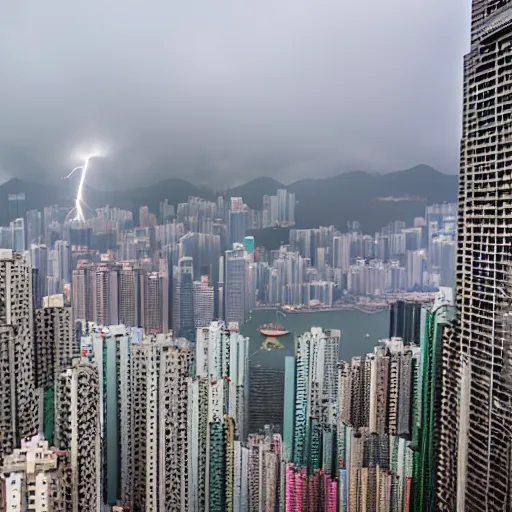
left=0, top=165, right=458, bottom=233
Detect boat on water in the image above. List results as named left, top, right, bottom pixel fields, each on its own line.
left=258, top=323, right=290, bottom=337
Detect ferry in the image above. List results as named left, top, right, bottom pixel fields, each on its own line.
left=258, top=323, right=290, bottom=337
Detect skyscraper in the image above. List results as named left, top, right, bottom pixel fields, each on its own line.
left=30, top=243, right=48, bottom=306
left=192, top=322, right=249, bottom=510
left=0, top=249, right=38, bottom=462
left=283, top=327, right=340, bottom=509
left=131, top=335, right=192, bottom=512
left=229, top=197, right=248, bottom=246
left=10, top=217, right=25, bottom=253
left=225, top=245, right=247, bottom=325
left=87, top=325, right=133, bottom=507
left=118, top=264, right=141, bottom=327
left=72, top=260, right=94, bottom=322
left=140, top=271, right=169, bottom=334
left=26, top=209, right=42, bottom=246
left=8, top=193, right=25, bottom=224
left=193, top=276, right=214, bottom=328
left=93, top=264, right=120, bottom=326
left=437, top=2, right=512, bottom=510
left=54, top=359, right=101, bottom=512
left=173, top=257, right=195, bottom=340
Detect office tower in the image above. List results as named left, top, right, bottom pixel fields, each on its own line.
left=10, top=217, right=25, bottom=253
left=118, top=264, right=141, bottom=327
left=26, top=209, right=42, bottom=246
left=0, top=435, right=70, bottom=511
left=225, top=245, right=247, bottom=325
left=55, top=359, right=101, bottom=512
left=131, top=335, right=192, bottom=512
left=8, top=193, right=25, bottom=224
left=93, top=264, right=119, bottom=326
left=86, top=325, right=133, bottom=507
left=436, top=3, right=512, bottom=507
left=30, top=243, right=48, bottom=306
left=283, top=327, right=340, bottom=509
left=193, top=276, right=214, bottom=328
left=389, top=299, right=424, bottom=344
left=72, top=260, right=94, bottom=322
left=173, top=256, right=195, bottom=339
left=0, top=250, right=37, bottom=462
left=248, top=366, right=285, bottom=434
left=141, top=271, right=169, bottom=334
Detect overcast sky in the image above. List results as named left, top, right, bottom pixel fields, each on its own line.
left=0, top=0, right=470, bottom=188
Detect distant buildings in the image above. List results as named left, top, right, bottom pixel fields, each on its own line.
left=225, top=244, right=247, bottom=325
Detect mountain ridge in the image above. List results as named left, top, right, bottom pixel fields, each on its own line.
left=0, top=165, right=458, bottom=233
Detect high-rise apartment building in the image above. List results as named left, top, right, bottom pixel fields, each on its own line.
left=34, top=294, right=74, bottom=390
left=247, top=430, right=282, bottom=512
left=131, top=335, right=192, bottom=512
left=93, top=264, right=120, bottom=326
left=283, top=327, right=340, bottom=509
left=0, top=435, right=69, bottom=511
left=54, top=359, right=101, bottom=512
left=191, top=322, right=249, bottom=511
left=140, top=271, right=169, bottom=334
left=72, top=260, right=94, bottom=322
left=86, top=325, right=133, bottom=507
left=437, top=2, right=512, bottom=510
left=0, top=250, right=38, bottom=462
left=118, top=264, right=141, bottom=327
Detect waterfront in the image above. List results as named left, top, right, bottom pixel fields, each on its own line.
left=241, top=308, right=390, bottom=369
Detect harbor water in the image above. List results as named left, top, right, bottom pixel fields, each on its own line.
left=241, top=308, right=390, bottom=369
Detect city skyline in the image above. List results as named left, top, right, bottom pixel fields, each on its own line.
left=0, top=1, right=467, bottom=188
left=5, top=0, right=512, bottom=511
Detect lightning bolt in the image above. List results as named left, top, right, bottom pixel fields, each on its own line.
left=63, top=153, right=101, bottom=222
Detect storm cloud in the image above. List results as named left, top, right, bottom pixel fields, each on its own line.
left=0, top=0, right=470, bottom=188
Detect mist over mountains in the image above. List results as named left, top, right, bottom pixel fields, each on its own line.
left=0, top=164, right=457, bottom=234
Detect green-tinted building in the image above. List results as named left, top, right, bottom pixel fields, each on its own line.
left=413, top=287, right=455, bottom=512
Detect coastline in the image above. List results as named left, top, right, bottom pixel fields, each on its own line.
left=253, top=304, right=389, bottom=315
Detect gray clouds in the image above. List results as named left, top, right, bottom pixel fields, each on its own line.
left=0, top=0, right=470, bottom=188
